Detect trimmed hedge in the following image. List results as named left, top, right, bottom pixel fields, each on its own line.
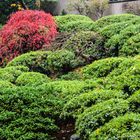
left=7, top=50, right=77, bottom=76
left=95, top=14, right=137, bottom=29
left=0, top=66, right=29, bottom=83
left=61, top=89, right=127, bottom=119
left=128, top=90, right=140, bottom=113
left=105, top=63, right=140, bottom=94
left=57, top=21, right=97, bottom=32
left=82, top=57, right=126, bottom=79
left=120, top=33, right=140, bottom=56
left=57, top=31, right=105, bottom=65
left=99, top=17, right=140, bottom=39
left=105, top=24, right=140, bottom=57
left=0, top=80, right=15, bottom=90
left=55, top=14, right=93, bottom=32
left=76, top=99, right=129, bottom=139
left=0, top=86, right=59, bottom=140
left=90, top=113, right=140, bottom=140
left=16, top=72, right=50, bottom=86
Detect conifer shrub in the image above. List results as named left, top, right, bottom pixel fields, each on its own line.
left=105, top=24, right=140, bottom=57
left=82, top=57, right=126, bottom=79
left=105, top=63, right=140, bottom=94
left=76, top=99, right=129, bottom=139
left=56, top=31, right=105, bottom=65
left=0, top=85, right=59, bottom=140
left=0, top=80, right=15, bottom=90
left=0, top=10, right=57, bottom=65
left=90, top=113, right=140, bottom=140
left=128, top=90, right=140, bottom=113
left=61, top=89, right=127, bottom=119
left=16, top=72, right=50, bottom=86
left=0, top=66, right=29, bottom=83
left=120, top=33, right=140, bottom=56
left=95, top=14, right=137, bottom=29
left=99, top=17, right=140, bottom=39
left=55, top=14, right=93, bottom=32
left=57, top=21, right=97, bottom=32
left=7, top=50, right=77, bottom=76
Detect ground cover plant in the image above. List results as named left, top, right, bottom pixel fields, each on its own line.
left=0, top=12, right=140, bottom=140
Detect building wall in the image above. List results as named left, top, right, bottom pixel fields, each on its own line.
left=55, top=0, right=140, bottom=16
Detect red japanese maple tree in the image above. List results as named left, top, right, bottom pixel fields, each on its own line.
left=0, top=10, right=58, bottom=65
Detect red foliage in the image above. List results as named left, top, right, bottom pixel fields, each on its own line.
left=0, top=10, right=58, bottom=65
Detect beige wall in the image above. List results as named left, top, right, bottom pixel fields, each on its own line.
left=56, top=0, right=140, bottom=16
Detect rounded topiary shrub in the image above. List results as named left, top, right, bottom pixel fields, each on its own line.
left=55, top=14, right=93, bottom=32
left=0, top=66, right=29, bottom=83
left=120, top=33, right=140, bottom=56
left=0, top=86, right=58, bottom=140
left=61, top=89, right=127, bottom=119
left=0, top=10, right=57, bottom=65
left=76, top=99, right=129, bottom=139
left=105, top=24, right=140, bottom=57
left=82, top=57, right=126, bottom=79
left=95, top=14, right=137, bottom=29
left=57, top=21, right=96, bottom=32
left=54, top=31, right=105, bottom=65
left=99, top=17, right=140, bottom=39
left=90, top=113, right=140, bottom=140
left=7, top=50, right=77, bottom=76
left=128, top=90, right=140, bottom=112
left=16, top=72, right=50, bottom=86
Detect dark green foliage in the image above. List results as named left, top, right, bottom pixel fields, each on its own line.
left=55, top=14, right=93, bottom=32
left=61, top=89, right=127, bottom=119
left=0, top=66, right=29, bottom=83
left=76, top=99, right=129, bottom=139
left=95, top=14, right=137, bottom=29
left=57, top=20, right=97, bottom=32
left=7, top=50, right=77, bottom=76
left=90, top=113, right=140, bottom=140
left=16, top=72, right=50, bottom=86
left=55, top=31, right=105, bottom=65
left=0, top=86, right=59, bottom=140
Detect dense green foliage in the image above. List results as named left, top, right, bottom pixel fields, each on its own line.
left=52, top=31, right=105, bottom=65
left=55, top=14, right=93, bottom=32
left=1, top=13, right=140, bottom=139
left=95, top=14, right=137, bottom=29
left=90, top=113, right=140, bottom=140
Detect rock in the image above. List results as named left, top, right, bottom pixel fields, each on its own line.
left=70, top=134, right=80, bottom=140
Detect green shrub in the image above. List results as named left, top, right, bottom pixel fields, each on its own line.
left=58, top=31, right=105, bottom=65
left=16, top=72, right=50, bottom=86
left=61, top=89, right=127, bottom=119
left=47, top=49, right=77, bottom=76
left=57, top=20, right=97, bottom=32
left=0, top=86, right=59, bottom=140
left=99, top=17, right=140, bottom=39
left=90, top=113, right=140, bottom=140
left=95, top=14, right=137, bottom=29
left=76, top=99, right=129, bottom=139
left=105, top=24, right=140, bottom=57
left=0, top=66, right=29, bottom=83
left=0, top=24, right=3, bottom=29
left=0, top=80, right=15, bottom=90
left=39, top=79, right=103, bottom=102
left=105, top=63, right=140, bottom=94
left=120, top=33, right=140, bottom=56
left=7, top=50, right=77, bottom=76
left=82, top=57, right=126, bottom=79
left=55, top=14, right=93, bottom=32
left=7, top=51, right=51, bottom=72
left=128, top=90, right=140, bottom=112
